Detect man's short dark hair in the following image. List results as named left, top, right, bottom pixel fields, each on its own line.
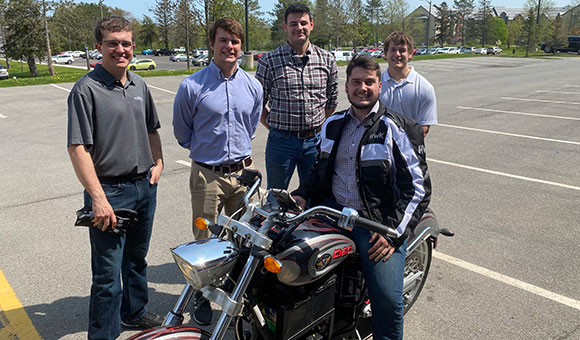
left=284, top=3, right=312, bottom=22
left=209, top=18, right=244, bottom=45
left=95, top=16, right=133, bottom=43
left=346, top=55, right=381, bottom=80
left=384, top=31, right=414, bottom=52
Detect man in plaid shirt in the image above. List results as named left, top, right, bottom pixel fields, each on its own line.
left=256, top=2, right=338, bottom=190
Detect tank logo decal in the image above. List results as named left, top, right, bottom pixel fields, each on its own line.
left=315, top=253, right=332, bottom=270
left=332, top=246, right=354, bottom=259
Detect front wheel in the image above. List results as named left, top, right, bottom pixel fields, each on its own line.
left=544, top=46, right=552, bottom=53
left=403, top=238, right=432, bottom=314
left=127, top=326, right=211, bottom=340
left=148, top=65, right=155, bottom=70
left=130, top=66, right=136, bottom=70
left=67, top=60, right=72, bottom=64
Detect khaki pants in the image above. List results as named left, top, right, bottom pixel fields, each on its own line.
left=189, top=162, right=247, bottom=240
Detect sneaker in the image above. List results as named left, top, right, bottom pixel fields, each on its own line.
left=193, top=292, right=213, bottom=326
left=121, top=311, right=164, bottom=329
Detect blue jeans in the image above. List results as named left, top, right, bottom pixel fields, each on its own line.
left=84, top=174, right=157, bottom=340
left=321, top=196, right=406, bottom=340
left=265, top=128, right=319, bottom=190
left=351, top=227, right=406, bottom=340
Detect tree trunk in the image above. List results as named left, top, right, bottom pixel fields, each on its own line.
left=27, top=56, right=38, bottom=77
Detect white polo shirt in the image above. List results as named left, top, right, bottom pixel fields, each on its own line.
left=379, top=66, right=437, bottom=126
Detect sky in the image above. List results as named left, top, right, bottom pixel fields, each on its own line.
left=90, top=0, right=575, bottom=21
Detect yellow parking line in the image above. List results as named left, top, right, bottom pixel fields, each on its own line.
left=0, top=269, right=42, bottom=339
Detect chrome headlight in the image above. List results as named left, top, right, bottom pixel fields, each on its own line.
left=171, top=238, right=239, bottom=290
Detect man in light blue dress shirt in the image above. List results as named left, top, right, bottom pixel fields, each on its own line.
left=172, top=18, right=263, bottom=326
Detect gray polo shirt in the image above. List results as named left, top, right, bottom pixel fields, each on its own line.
left=67, top=64, right=160, bottom=177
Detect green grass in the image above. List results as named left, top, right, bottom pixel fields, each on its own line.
left=0, top=59, right=198, bottom=88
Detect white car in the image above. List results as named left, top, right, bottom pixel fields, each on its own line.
left=52, top=54, right=74, bottom=64
left=71, top=50, right=85, bottom=58
left=487, top=46, right=503, bottom=55
left=331, top=50, right=354, bottom=62
left=0, top=64, right=9, bottom=80
left=474, top=47, right=487, bottom=54
left=447, top=47, right=461, bottom=54
left=437, top=47, right=451, bottom=54
left=460, top=47, right=475, bottom=54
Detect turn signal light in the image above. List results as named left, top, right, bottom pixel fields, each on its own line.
left=264, top=256, right=283, bottom=273
left=194, top=217, right=209, bottom=230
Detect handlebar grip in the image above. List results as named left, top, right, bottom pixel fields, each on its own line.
left=355, top=216, right=397, bottom=238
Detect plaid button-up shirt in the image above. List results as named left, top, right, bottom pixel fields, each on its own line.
left=256, top=42, right=339, bottom=132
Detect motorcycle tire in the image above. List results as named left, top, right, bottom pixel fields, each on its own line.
left=403, top=238, right=432, bottom=314
left=126, top=325, right=211, bottom=340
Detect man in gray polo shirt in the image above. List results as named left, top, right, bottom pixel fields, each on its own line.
left=67, top=16, right=164, bottom=340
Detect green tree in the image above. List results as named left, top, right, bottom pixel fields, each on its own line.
left=5, top=0, right=45, bottom=76
left=139, top=15, right=159, bottom=49
left=345, top=0, right=373, bottom=48
left=477, top=0, right=492, bottom=46
left=489, top=16, right=508, bottom=46
left=364, top=0, right=382, bottom=46
left=507, top=15, right=523, bottom=48
left=152, top=0, right=175, bottom=49
left=312, top=0, right=332, bottom=48
left=243, top=0, right=271, bottom=50
left=434, top=2, right=454, bottom=45
left=453, top=0, right=474, bottom=45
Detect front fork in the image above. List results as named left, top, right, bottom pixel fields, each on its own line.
left=162, top=254, right=263, bottom=340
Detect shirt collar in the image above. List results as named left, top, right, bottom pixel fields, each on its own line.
left=283, top=41, right=313, bottom=56
left=94, top=63, right=134, bottom=87
left=385, top=65, right=417, bottom=84
left=208, top=60, right=239, bottom=80
left=347, top=101, right=380, bottom=125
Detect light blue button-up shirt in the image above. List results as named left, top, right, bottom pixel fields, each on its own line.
left=173, top=61, right=263, bottom=165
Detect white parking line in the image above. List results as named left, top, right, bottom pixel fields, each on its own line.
left=0, top=114, right=7, bottom=119
left=536, top=90, right=580, bottom=95
left=50, top=84, right=71, bottom=92
left=428, top=158, right=580, bottom=191
left=148, top=84, right=176, bottom=94
left=456, top=106, right=580, bottom=121
left=564, top=85, right=580, bottom=87
left=434, top=251, right=580, bottom=312
left=501, top=97, right=580, bottom=105
left=438, top=123, right=580, bottom=145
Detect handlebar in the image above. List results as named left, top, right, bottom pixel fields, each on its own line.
left=235, top=169, right=398, bottom=239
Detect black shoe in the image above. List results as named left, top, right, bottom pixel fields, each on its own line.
left=193, top=292, right=213, bottom=326
left=121, top=311, right=164, bottom=329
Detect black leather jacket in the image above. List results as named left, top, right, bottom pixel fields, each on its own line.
left=292, top=103, right=431, bottom=248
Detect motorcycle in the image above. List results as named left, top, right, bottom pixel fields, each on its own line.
left=129, top=169, right=453, bottom=340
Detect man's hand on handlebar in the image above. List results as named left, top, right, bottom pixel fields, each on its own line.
left=292, top=195, right=307, bottom=211
left=368, top=232, right=395, bottom=262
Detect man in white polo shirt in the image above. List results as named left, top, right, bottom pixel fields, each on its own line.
left=380, top=31, right=437, bottom=137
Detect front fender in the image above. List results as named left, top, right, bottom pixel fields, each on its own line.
left=407, top=208, right=440, bottom=254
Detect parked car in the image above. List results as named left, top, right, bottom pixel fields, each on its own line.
left=173, top=46, right=186, bottom=53
left=370, top=49, right=383, bottom=58
left=254, top=52, right=264, bottom=61
left=447, top=47, right=461, bottom=54
left=90, top=61, right=102, bottom=68
left=437, top=47, right=451, bottom=54
left=154, top=48, right=172, bottom=56
left=474, top=47, right=487, bottom=54
left=416, top=47, right=427, bottom=55
left=52, top=54, right=74, bottom=64
left=142, top=49, right=154, bottom=55
left=427, top=47, right=440, bottom=54
left=460, top=46, right=475, bottom=54
left=487, top=46, right=502, bottom=55
left=0, top=64, right=9, bottom=80
left=70, top=50, right=84, bottom=58
left=88, top=49, right=100, bottom=59
left=192, top=55, right=209, bottom=66
left=128, top=58, right=156, bottom=71
left=170, top=54, right=189, bottom=62
left=331, top=50, right=354, bottom=61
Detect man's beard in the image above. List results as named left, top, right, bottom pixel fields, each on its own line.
left=348, top=94, right=377, bottom=111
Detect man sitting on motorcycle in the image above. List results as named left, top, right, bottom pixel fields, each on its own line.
left=292, top=55, right=431, bottom=340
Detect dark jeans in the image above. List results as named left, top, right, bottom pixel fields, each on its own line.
left=322, top=196, right=406, bottom=340
left=265, top=128, right=319, bottom=190
left=84, top=174, right=157, bottom=340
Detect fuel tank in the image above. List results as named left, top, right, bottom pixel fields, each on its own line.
left=275, top=218, right=356, bottom=286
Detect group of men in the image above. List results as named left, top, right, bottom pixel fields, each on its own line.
left=66, top=3, right=436, bottom=340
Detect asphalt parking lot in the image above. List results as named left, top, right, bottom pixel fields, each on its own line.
left=1, top=56, right=579, bottom=340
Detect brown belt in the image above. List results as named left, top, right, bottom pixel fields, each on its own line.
left=195, top=158, right=252, bottom=174
left=279, top=127, right=321, bottom=139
